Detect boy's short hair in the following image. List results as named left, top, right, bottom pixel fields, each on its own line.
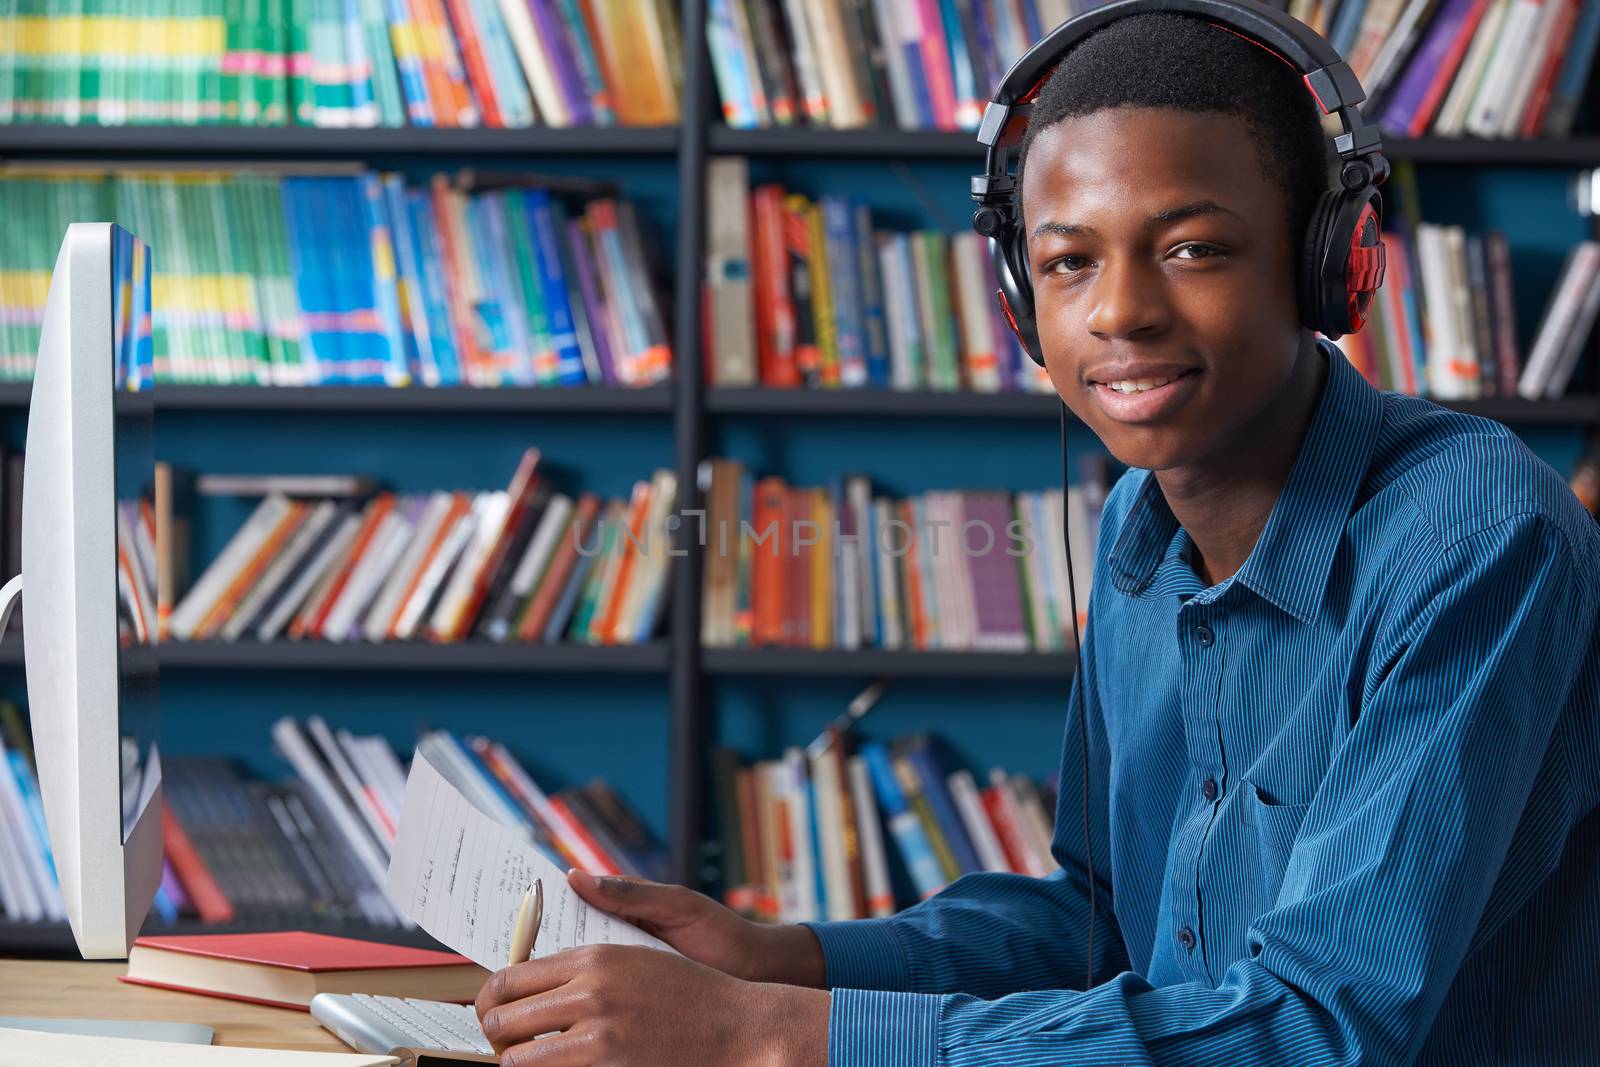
left=1018, top=12, right=1332, bottom=251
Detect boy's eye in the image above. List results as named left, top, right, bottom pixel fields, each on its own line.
left=1045, top=255, right=1089, bottom=274
left=1173, top=243, right=1225, bottom=260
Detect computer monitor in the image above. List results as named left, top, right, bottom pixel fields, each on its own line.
left=0, top=223, right=161, bottom=958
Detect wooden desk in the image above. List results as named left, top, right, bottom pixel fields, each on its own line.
left=0, top=960, right=347, bottom=1051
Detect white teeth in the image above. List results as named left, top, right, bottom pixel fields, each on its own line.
left=1105, top=374, right=1177, bottom=393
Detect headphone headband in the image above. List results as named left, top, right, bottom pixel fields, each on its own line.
left=976, top=0, right=1386, bottom=174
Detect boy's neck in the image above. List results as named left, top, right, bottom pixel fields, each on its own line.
left=1154, top=332, right=1328, bottom=587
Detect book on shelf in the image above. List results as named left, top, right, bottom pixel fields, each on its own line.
left=0, top=0, right=681, bottom=129
left=711, top=730, right=1060, bottom=923
left=697, top=455, right=1111, bottom=653
left=706, top=0, right=1599, bottom=138
left=160, top=450, right=678, bottom=648
left=1332, top=161, right=1600, bottom=401
left=0, top=166, right=675, bottom=390
left=704, top=160, right=1049, bottom=395
left=0, top=706, right=666, bottom=933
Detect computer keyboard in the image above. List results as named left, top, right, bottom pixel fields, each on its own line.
left=310, top=991, right=495, bottom=1057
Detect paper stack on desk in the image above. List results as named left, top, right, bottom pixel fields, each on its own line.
left=384, top=748, right=673, bottom=973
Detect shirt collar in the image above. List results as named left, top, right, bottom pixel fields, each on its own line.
left=1108, top=338, right=1383, bottom=623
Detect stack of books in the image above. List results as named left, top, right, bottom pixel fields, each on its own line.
left=0, top=707, right=665, bottom=929
left=0, top=167, right=674, bottom=389
left=703, top=157, right=1047, bottom=394
left=163, top=449, right=678, bottom=648
left=707, top=0, right=1598, bottom=139
left=1334, top=161, right=1600, bottom=401
left=0, top=0, right=682, bottom=128
left=712, top=732, right=1059, bottom=922
left=698, top=456, right=1112, bottom=653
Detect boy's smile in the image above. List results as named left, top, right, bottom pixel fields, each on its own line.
left=1020, top=106, right=1317, bottom=478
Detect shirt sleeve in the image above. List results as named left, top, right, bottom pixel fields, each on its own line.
left=803, top=554, right=1129, bottom=999
left=821, top=511, right=1594, bottom=1067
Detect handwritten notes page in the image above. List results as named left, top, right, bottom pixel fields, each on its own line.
left=385, top=748, right=673, bottom=973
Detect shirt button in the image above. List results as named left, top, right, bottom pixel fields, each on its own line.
left=1195, top=624, right=1214, bottom=647
left=1178, top=926, right=1196, bottom=951
left=1202, top=777, right=1218, bottom=801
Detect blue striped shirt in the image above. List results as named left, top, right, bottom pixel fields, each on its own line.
left=806, top=339, right=1600, bottom=1065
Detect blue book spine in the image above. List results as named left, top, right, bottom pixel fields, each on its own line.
left=478, top=194, right=538, bottom=386
left=594, top=214, right=650, bottom=375
left=1547, top=0, right=1600, bottom=136
left=545, top=546, right=601, bottom=643
left=406, top=191, right=464, bottom=386
left=1329, top=0, right=1371, bottom=59
left=1019, top=0, right=1042, bottom=42
left=340, top=0, right=377, bottom=124
left=381, top=174, right=431, bottom=384
left=862, top=742, right=945, bottom=899
left=9, top=751, right=58, bottom=885
left=359, top=173, right=410, bottom=386
left=471, top=0, right=537, bottom=127
left=529, top=0, right=594, bottom=125
left=821, top=197, right=868, bottom=387
left=525, top=190, right=588, bottom=386
left=280, top=178, right=336, bottom=384
left=854, top=203, right=890, bottom=387
left=556, top=0, right=617, bottom=124
left=334, top=178, right=383, bottom=385
left=806, top=776, right=828, bottom=919
left=383, top=0, right=435, bottom=125
left=707, top=0, right=761, bottom=128
left=938, top=0, right=979, bottom=125
left=904, top=740, right=982, bottom=875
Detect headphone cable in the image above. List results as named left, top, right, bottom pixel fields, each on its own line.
left=1060, top=400, right=1096, bottom=992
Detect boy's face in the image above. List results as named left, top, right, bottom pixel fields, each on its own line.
left=1020, top=107, right=1308, bottom=473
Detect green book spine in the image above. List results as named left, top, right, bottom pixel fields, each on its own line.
left=287, top=0, right=312, bottom=124
left=921, top=232, right=960, bottom=391
left=17, top=0, right=42, bottom=123
left=190, top=180, right=235, bottom=381
left=357, top=0, right=403, bottom=127
left=240, top=177, right=283, bottom=381
left=223, top=180, right=272, bottom=382
left=259, top=0, right=286, bottom=124
left=501, top=191, right=557, bottom=387
left=0, top=3, right=15, bottom=125
left=566, top=512, right=620, bottom=644
left=0, top=175, right=18, bottom=378
left=69, top=0, right=93, bottom=125
left=220, top=0, right=245, bottom=123
left=262, top=176, right=306, bottom=383
left=198, top=0, right=223, bottom=124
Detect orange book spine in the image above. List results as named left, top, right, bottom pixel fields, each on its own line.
left=546, top=795, right=623, bottom=875
left=385, top=492, right=470, bottom=639
left=429, top=176, right=486, bottom=383
left=440, top=0, right=503, bottom=127
left=594, top=481, right=652, bottom=644
left=516, top=494, right=600, bottom=642
left=447, top=448, right=542, bottom=641
left=751, top=477, right=787, bottom=646
left=899, top=499, right=928, bottom=650
left=162, top=805, right=235, bottom=923
left=300, top=495, right=395, bottom=640
left=192, top=504, right=308, bottom=641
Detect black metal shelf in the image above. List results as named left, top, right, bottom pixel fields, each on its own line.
left=0, top=640, right=670, bottom=673
left=0, top=383, right=674, bottom=413
left=707, top=387, right=1600, bottom=424
left=0, top=124, right=679, bottom=160
left=703, top=647, right=1076, bottom=679
left=709, top=127, right=1600, bottom=166
left=0, top=917, right=450, bottom=960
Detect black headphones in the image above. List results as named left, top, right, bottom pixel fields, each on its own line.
left=971, top=0, right=1391, bottom=366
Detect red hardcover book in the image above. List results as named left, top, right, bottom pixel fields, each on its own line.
left=751, top=476, right=788, bottom=646
left=1408, top=0, right=1492, bottom=136
left=981, top=782, right=1032, bottom=875
left=160, top=805, right=235, bottom=924
left=301, top=493, right=396, bottom=640
left=119, top=931, right=484, bottom=1010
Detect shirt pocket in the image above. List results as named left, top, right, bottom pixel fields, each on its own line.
left=1242, top=779, right=1311, bottom=917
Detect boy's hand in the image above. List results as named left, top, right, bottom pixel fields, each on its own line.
left=567, top=869, right=827, bottom=988
left=475, top=945, right=829, bottom=1067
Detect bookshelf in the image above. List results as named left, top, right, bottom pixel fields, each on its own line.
left=0, top=0, right=1596, bottom=956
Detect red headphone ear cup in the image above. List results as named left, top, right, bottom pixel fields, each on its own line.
left=1342, top=201, right=1385, bottom=333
